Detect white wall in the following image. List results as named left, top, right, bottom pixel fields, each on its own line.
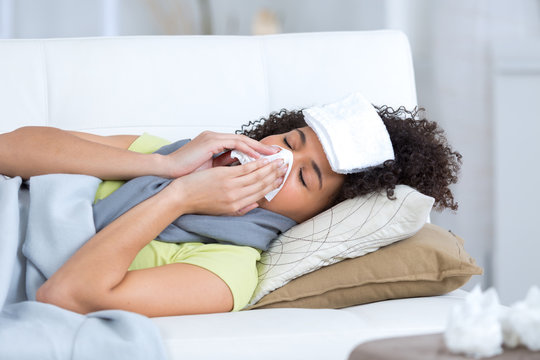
left=490, top=1, right=540, bottom=304
left=11, top=0, right=105, bottom=38
left=384, top=0, right=540, bottom=301
left=208, top=0, right=385, bottom=35
left=0, top=0, right=204, bottom=38
left=0, top=0, right=387, bottom=38
left=386, top=0, right=494, bottom=291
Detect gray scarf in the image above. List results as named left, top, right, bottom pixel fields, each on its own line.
left=92, top=140, right=296, bottom=250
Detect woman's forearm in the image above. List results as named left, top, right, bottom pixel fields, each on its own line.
left=0, top=126, right=169, bottom=180
left=36, top=180, right=186, bottom=312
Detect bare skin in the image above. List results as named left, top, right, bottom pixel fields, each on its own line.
left=0, top=126, right=279, bottom=180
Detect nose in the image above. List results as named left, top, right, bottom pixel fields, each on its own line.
left=291, top=146, right=309, bottom=167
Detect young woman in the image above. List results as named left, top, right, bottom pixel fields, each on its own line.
left=0, top=106, right=461, bottom=317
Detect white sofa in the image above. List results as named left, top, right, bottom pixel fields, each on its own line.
left=0, top=30, right=466, bottom=360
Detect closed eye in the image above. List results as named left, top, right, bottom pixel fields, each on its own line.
left=299, top=168, right=307, bottom=187
left=283, top=136, right=292, bottom=149
left=284, top=136, right=307, bottom=188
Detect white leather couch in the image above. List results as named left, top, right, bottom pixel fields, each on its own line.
left=0, top=30, right=466, bottom=360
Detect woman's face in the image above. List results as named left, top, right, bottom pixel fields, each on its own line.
left=257, top=126, right=345, bottom=223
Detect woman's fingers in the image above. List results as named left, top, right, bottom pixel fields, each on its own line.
left=228, top=136, right=277, bottom=158
left=236, top=172, right=284, bottom=205
left=231, top=178, right=282, bottom=215
left=208, top=132, right=277, bottom=158
left=220, top=158, right=287, bottom=214
left=171, top=151, right=286, bottom=216
left=167, top=131, right=277, bottom=178
left=223, top=157, right=279, bottom=181
left=235, top=158, right=286, bottom=186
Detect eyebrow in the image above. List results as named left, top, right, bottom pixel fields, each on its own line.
left=295, top=128, right=306, bottom=145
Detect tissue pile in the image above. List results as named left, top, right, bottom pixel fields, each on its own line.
left=445, top=285, right=540, bottom=358
left=230, top=146, right=293, bottom=201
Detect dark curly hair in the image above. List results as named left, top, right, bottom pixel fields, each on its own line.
left=237, top=105, right=462, bottom=211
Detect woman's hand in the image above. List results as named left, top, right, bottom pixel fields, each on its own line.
left=168, top=157, right=288, bottom=216
left=164, top=131, right=278, bottom=178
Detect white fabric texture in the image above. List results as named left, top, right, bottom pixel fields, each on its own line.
left=0, top=31, right=417, bottom=140
left=152, top=291, right=467, bottom=360
left=248, top=185, right=434, bottom=306
left=302, top=92, right=395, bottom=174
left=231, top=146, right=293, bottom=201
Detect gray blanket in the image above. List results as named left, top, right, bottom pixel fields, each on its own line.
left=0, top=175, right=167, bottom=360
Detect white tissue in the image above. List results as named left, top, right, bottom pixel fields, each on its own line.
left=501, top=286, right=540, bottom=351
left=230, top=146, right=293, bottom=202
left=444, top=285, right=504, bottom=358
left=445, top=285, right=540, bottom=358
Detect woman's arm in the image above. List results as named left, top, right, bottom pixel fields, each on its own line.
left=36, top=156, right=286, bottom=317
left=0, top=126, right=163, bottom=180
left=0, top=127, right=277, bottom=180
left=66, top=130, right=139, bottom=149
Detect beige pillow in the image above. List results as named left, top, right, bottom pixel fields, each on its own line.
left=247, top=185, right=435, bottom=306
left=245, top=223, right=482, bottom=310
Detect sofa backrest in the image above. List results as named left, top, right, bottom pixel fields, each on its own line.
left=0, top=30, right=416, bottom=140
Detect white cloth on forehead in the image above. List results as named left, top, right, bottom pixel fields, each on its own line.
left=302, top=92, right=395, bottom=174
left=231, top=146, right=294, bottom=202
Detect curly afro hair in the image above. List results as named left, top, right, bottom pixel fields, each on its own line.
left=237, top=105, right=462, bottom=211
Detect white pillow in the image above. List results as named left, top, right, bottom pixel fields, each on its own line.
left=248, top=185, right=435, bottom=306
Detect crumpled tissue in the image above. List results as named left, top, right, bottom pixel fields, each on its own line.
left=230, top=146, right=293, bottom=202
left=501, top=286, right=540, bottom=351
left=444, top=286, right=504, bottom=358
left=444, top=285, right=540, bottom=358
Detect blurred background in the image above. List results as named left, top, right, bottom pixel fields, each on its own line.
left=1, top=0, right=539, bottom=305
